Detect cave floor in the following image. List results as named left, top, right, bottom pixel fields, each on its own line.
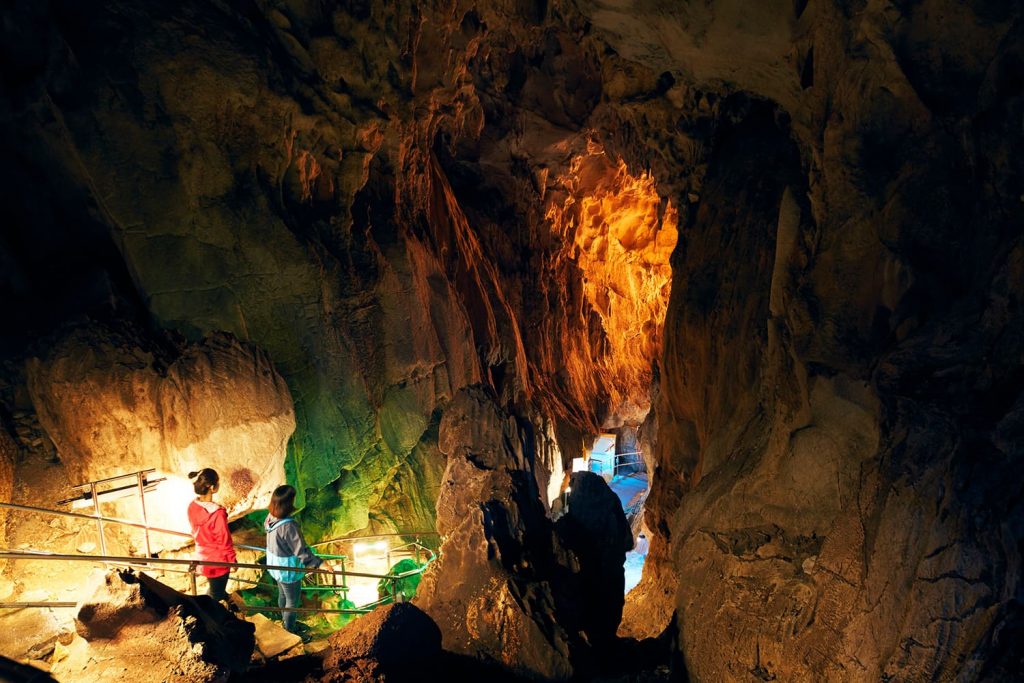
left=607, top=471, right=648, bottom=510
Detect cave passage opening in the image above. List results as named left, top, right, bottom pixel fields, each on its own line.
left=540, top=145, right=676, bottom=598
left=568, top=430, right=650, bottom=595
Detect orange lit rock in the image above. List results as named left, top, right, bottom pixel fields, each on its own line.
left=62, top=569, right=254, bottom=681
left=2, top=1, right=1021, bottom=680
left=542, top=147, right=678, bottom=427
left=26, top=325, right=294, bottom=533
left=0, top=429, right=14, bottom=567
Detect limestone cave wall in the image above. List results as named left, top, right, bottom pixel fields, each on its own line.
left=0, top=0, right=1021, bottom=680
left=598, top=1, right=1024, bottom=680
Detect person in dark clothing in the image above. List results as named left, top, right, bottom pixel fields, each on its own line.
left=186, top=468, right=236, bottom=601
left=265, top=484, right=321, bottom=633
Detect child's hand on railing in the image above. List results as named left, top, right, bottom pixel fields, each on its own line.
left=320, top=559, right=344, bottom=574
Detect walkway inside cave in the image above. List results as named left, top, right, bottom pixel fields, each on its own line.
left=582, top=435, right=650, bottom=595
left=609, top=471, right=649, bottom=594
left=0, top=454, right=434, bottom=664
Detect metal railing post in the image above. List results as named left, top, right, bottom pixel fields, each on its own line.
left=188, top=562, right=198, bottom=596
left=90, top=483, right=107, bottom=558
left=136, top=472, right=152, bottom=558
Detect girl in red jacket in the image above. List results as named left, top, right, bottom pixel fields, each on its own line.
left=187, top=468, right=236, bottom=600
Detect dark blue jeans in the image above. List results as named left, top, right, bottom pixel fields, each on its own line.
left=206, top=574, right=229, bottom=601
left=277, top=580, right=302, bottom=632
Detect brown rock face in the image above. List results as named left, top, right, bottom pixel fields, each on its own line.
left=415, top=386, right=578, bottom=681
left=74, top=569, right=160, bottom=641
left=592, top=2, right=1024, bottom=680
left=26, top=325, right=293, bottom=531
left=543, top=148, right=678, bottom=426
left=67, top=569, right=254, bottom=682
left=0, top=0, right=1021, bottom=680
left=0, top=429, right=14, bottom=564
left=318, top=603, right=441, bottom=683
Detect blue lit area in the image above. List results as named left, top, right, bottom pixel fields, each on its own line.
left=586, top=436, right=650, bottom=595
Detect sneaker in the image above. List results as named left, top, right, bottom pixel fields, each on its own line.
left=285, top=622, right=309, bottom=638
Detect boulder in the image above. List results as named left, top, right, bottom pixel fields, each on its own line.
left=554, top=471, right=633, bottom=646
left=74, top=569, right=160, bottom=640
left=318, top=603, right=441, bottom=682
left=415, top=386, right=578, bottom=681
left=60, top=569, right=255, bottom=682
left=0, top=655, right=59, bottom=683
left=26, top=324, right=294, bottom=534
left=249, top=613, right=302, bottom=659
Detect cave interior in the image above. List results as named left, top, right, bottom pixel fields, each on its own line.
left=0, top=0, right=1022, bottom=681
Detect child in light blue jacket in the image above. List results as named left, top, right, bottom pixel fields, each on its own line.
left=265, top=485, right=321, bottom=633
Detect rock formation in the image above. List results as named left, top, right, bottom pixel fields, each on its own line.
left=596, top=3, right=1024, bottom=681
left=0, top=655, right=59, bottom=683
left=417, top=388, right=642, bottom=679
left=0, top=428, right=15, bottom=564
left=26, top=324, right=293, bottom=531
left=415, top=386, right=579, bottom=680
left=318, top=602, right=441, bottom=683
left=64, top=569, right=255, bottom=682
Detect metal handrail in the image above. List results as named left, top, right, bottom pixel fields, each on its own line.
left=0, top=602, right=78, bottom=609
left=0, top=501, right=264, bottom=553
left=0, top=500, right=438, bottom=615
left=588, top=451, right=642, bottom=461
left=0, top=602, right=375, bottom=615
left=0, top=546, right=435, bottom=618
left=0, top=533, right=434, bottom=579
left=311, top=531, right=439, bottom=549
left=69, top=468, right=157, bottom=487
left=0, top=502, right=440, bottom=555
left=0, top=550, right=364, bottom=578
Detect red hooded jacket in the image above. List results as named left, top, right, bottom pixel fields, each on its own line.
left=187, top=500, right=237, bottom=578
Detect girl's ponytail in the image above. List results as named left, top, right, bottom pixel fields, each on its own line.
left=189, top=468, right=219, bottom=495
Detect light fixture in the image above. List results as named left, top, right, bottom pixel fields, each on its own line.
left=346, top=581, right=379, bottom=607
left=352, top=540, right=389, bottom=564
left=58, top=474, right=166, bottom=510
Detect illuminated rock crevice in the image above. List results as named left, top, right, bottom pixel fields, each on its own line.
left=544, top=145, right=678, bottom=426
